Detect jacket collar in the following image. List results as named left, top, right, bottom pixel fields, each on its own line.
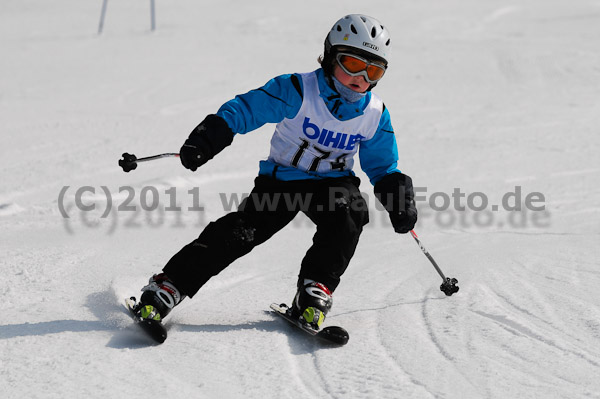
left=315, top=68, right=371, bottom=121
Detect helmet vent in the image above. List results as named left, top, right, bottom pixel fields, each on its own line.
left=326, top=15, right=391, bottom=64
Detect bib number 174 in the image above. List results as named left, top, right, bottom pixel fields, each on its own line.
left=291, top=138, right=347, bottom=172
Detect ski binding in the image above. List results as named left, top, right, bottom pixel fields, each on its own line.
left=125, top=297, right=167, bottom=344
left=270, top=303, right=349, bottom=345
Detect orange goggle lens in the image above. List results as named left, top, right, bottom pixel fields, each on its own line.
left=336, top=53, right=386, bottom=83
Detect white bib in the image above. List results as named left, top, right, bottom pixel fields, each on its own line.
left=267, top=72, right=383, bottom=174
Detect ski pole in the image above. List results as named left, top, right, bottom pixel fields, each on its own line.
left=118, top=152, right=179, bottom=172
left=409, top=230, right=459, bottom=296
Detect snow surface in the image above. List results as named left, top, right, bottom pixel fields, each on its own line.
left=1, top=0, right=600, bottom=398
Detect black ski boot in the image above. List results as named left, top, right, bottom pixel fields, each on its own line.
left=291, top=279, right=333, bottom=329
left=137, top=273, right=185, bottom=321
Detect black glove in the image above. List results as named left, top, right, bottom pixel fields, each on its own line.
left=388, top=201, right=417, bottom=234
left=180, top=114, right=235, bottom=171
left=179, top=142, right=205, bottom=172
left=374, top=172, right=418, bottom=234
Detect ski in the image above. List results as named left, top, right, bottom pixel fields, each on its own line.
left=270, top=303, right=349, bottom=345
left=124, top=297, right=167, bottom=344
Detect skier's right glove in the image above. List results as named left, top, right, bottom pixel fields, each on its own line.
left=374, top=172, right=418, bottom=234
left=179, top=114, right=235, bottom=171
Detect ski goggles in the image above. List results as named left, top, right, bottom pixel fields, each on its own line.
left=335, top=52, right=387, bottom=83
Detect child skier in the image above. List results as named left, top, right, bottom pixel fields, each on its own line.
left=134, top=14, right=417, bottom=329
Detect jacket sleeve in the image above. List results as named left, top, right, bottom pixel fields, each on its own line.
left=358, top=106, right=401, bottom=185
left=216, top=74, right=303, bottom=134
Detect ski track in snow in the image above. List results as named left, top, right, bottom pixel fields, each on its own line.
left=2, top=0, right=600, bottom=398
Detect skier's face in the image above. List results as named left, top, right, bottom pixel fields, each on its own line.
left=332, top=63, right=372, bottom=93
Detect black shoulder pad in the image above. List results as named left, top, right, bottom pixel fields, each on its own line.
left=290, top=74, right=303, bottom=99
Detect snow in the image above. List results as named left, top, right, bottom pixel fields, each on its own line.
left=1, top=0, right=600, bottom=398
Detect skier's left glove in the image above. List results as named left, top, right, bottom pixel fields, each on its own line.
left=180, top=114, right=234, bottom=171
left=374, top=172, right=418, bottom=234
left=180, top=142, right=206, bottom=171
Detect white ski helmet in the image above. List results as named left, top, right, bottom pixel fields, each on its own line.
left=326, top=14, right=391, bottom=64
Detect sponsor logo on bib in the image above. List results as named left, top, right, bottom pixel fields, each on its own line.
left=302, top=117, right=363, bottom=150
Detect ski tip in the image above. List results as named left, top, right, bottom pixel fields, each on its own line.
left=153, top=329, right=167, bottom=344
left=137, top=319, right=168, bottom=344
left=319, top=326, right=349, bottom=345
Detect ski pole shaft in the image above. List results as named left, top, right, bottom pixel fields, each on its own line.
left=409, top=230, right=459, bottom=296
left=410, top=230, right=446, bottom=281
left=135, top=153, right=179, bottom=163
left=119, top=152, right=179, bottom=172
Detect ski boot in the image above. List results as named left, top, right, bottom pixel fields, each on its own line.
left=291, top=279, right=333, bottom=329
left=136, top=273, right=185, bottom=321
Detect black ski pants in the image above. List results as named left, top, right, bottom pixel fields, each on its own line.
left=163, top=175, right=369, bottom=297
